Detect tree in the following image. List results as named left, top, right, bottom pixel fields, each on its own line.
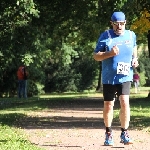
left=147, top=30, right=150, bottom=57
left=0, top=0, right=150, bottom=96
left=130, top=9, right=150, bottom=43
left=0, top=0, right=40, bottom=96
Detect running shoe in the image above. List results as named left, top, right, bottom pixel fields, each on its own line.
left=120, top=131, right=133, bottom=145
left=104, top=132, right=114, bottom=146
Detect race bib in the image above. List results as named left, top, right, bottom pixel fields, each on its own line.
left=117, top=62, right=130, bottom=75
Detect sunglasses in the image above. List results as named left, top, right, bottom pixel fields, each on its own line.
left=113, top=22, right=126, bottom=26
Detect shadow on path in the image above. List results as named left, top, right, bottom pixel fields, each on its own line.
left=14, top=97, right=121, bottom=130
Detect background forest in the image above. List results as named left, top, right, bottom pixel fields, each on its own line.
left=0, top=0, right=150, bottom=97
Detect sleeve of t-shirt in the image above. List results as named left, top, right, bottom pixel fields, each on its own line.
left=94, top=31, right=107, bottom=53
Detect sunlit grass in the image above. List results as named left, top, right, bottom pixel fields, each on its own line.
left=114, top=91, right=150, bottom=132
left=0, top=125, right=44, bottom=150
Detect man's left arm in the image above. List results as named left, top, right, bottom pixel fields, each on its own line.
left=132, top=32, right=139, bottom=68
left=132, top=46, right=139, bottom=68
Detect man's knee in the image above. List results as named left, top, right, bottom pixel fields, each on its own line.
left=104, top=101, right=114, bottom=111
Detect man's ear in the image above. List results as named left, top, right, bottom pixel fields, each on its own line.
left=110, top=21, right=113, bottom=26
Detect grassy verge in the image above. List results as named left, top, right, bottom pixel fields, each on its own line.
left=114, top=88, right=150, bottom=132
left=0, top=125, right=43, bottom=150
left=0, top=112, right=44, bottom=150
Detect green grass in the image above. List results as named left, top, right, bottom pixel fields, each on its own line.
left=114, top=87, right=150, bottom=132
left=0, top=88, right=150, bottom=149
left=0, top=125, right=43, bottom=150
left=130, top=97, right=150, bottom=132
left=0, top=110, right=44, bottom=150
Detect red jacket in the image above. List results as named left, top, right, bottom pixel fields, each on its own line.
left=17, top=66, right=28, bottom=80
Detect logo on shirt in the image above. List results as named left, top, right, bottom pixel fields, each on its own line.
left=125, top=40, right=131, bottom=44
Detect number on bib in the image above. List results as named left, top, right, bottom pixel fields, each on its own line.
left=117, top=62, right=130, bottom=75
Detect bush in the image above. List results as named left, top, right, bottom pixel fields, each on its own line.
left=138, top=51, right=150, bottom=86
left=139, top=71, right=147, bottom=86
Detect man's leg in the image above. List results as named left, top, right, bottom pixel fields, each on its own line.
left=103, top=101, right=114, bottom=146
left=119, top=95, right=130, bottom=130
left=119, top=95, right=133, bottom=144
left=137, top=81, right=140, bottom=91
left=103, top=84, right=115, bottom=146
left=103, top=101, right=114, bottom=128
left=22, top=80, right=27, bottom=99
left=118, top=81, right=133, bottom=145
left=24, top=80, right=27, bottom=98
left=18, top=80, right=22, bottom=98
left=134, top=82, right=137, bottom=93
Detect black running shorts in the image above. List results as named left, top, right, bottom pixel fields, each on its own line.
left=103, top=81, right=131, bottom=101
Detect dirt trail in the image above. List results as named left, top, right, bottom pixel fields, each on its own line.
left=21, top=98, right=150, bottom=150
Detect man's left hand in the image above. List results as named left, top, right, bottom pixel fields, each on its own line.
left=132, top=58, right=139, bottom=68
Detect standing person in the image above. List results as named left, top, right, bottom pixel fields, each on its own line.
left=17, top=65, right=28, bottom=99
left=93, top=12, right=139, bottom=146
left=133, top=72, right=140, bottom=93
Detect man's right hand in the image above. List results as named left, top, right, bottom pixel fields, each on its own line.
left=110, top=45, right=119, bottom=56
left=93, top=45, right=119, bottom=61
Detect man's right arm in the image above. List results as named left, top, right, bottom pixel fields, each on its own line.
left=93, top=51, right=113, bottom=61
left=93, top=45, right=119, bottom=61
left=93, top=31, right=119, bottom=61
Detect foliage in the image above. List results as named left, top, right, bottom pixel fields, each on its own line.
left=139, top=71, right=147, bottom=86
left=0, top=0, right=41, bottom=97
left=0, top=0, right=150, bottom=96
left=130, top=9, right=150, bottom=42
left=137, top=51, right=150, bottom=86
left=44, top=56, right=98, bottom=92
left=0, top=0, right=39, bottom=32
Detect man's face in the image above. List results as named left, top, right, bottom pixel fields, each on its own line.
left=111, top=21, right=126, bottom=35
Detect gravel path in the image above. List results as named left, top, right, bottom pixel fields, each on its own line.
left=21, top=98, right=150, bottom=150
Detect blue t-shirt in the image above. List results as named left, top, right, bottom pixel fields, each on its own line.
left=94, top=29, right=136, bottom=84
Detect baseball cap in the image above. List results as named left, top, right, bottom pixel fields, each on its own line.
left=111, top=12, right=125, bottom=22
